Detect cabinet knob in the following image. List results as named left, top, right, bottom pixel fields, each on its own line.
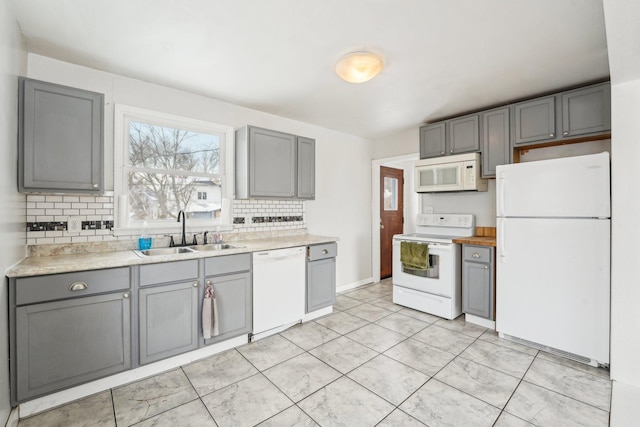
left=472, top=253, right=480, bottom=258
left=441, top=151, right=445, bottom=155
left=206, top=280, right=212, bottom=286
left=549, top=133, right=554, bottom=137
left=322, top=249, right=329, bottom=255
left=92, top=183, right=99, bottom=189
left=484, top=265, right=489, bottom=269
left=563, top=131, right=569, bottom=136
left=69, top=281, right=88, bottom=291
left=193, top=282, right=199, bottom=288
left=123, top=292, right=130, bottom=299
left=291, top=193, right=294, bottom=197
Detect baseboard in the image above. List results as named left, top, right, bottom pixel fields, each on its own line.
left=5, top=406, right=19, bottom=427
left=465, top=314, right=496, bottom=330
left=337, top=277, right=373, bottom=294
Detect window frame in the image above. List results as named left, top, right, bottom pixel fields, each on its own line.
left=113, top=104, right=234, bottom=235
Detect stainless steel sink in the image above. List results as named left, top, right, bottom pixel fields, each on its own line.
left=134, top=247, right=195, bottom=257
left=188, top=243, right=244, bottom=251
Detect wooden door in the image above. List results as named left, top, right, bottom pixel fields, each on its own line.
left=380, top=166, right=404, bottom=279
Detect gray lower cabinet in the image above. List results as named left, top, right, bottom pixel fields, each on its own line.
left=204, top=253, right=252, bottom=344
left=481, top=107, right=510, bottom=178
left=139, top=281, right=199, bottom=365
left=138, top=260, right=199, bottom=365
left=235, top=125, right=315, bottom=199
left=462, top=245, right=494, bottom=320
left=306, top=243, right=337, bottom=313
left=11, top=268, right=131, bottom=404
left=419, top=122, right=446, bottom=158
left=18, top=77, right=104, bottom=193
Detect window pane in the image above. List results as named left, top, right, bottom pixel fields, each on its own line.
left=128, top=121, right=221, bottom=174
left=128, top=171, right=222, bottom=221
left=383, top=177, right=398, bottom=211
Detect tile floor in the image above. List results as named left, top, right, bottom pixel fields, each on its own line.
left=18, top=278, right=612, bottom=426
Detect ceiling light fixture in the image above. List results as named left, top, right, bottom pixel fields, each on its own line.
left=335, top=51, right=384, bottom=83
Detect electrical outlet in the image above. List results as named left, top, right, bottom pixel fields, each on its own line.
left=67, top=216, right=82, bottom=232
left=423, top=206, right=434, bottom=214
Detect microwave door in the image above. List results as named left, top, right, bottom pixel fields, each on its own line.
left=416, top=163, right=463, bottom=192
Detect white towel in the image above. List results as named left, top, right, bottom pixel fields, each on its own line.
left=203, top=284, right=220, bottom=339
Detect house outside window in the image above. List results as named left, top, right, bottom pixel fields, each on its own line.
left=114, top=105, right=233, bottom=231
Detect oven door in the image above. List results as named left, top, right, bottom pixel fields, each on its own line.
left=392, top=239, right=455, bottom=297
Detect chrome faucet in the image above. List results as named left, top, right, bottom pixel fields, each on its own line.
left=177, top=210, right=187, bottom=246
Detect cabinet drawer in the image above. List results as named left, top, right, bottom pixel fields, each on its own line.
left=307, top=243, right=337, bottom=261
left=139, top=260, right=199, bottom=287
left=16, top=267, right=130, bottom=306
left=205, top=253, right=251, bottom=276
left=463, top=246, right=493, bottom=263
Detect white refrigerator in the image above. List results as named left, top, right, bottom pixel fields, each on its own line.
left=496, top=152, right=610, bottom=366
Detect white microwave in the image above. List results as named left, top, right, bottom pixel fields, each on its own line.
left=414, top=152, right=488, bottom=192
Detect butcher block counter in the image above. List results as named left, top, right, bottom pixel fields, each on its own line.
left=452, top=226, right=496, bottom=247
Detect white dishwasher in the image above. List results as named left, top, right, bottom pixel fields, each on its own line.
left=252, top=246, right=306, bottom=340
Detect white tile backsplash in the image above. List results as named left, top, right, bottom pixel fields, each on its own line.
left=26, top=195, right=305, bottom=245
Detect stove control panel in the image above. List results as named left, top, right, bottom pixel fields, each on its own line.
left=416, top=214, right=474, bottom=228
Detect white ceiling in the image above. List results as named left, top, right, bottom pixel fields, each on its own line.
left=11, top=0, right=610, bottom=139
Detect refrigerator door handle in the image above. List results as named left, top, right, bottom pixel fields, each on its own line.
left=497, top=171, right=505, bottom=217
left=497, top=220, right=506, bottom=262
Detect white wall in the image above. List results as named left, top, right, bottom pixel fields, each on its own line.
left=0, top=0, right=27, bottom=421
left=27, top=54, right=373, bottom=287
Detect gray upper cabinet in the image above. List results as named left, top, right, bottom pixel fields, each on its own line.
left=236, top=125, right=315, bottom=199
left=561, top=82, right=611, bottom=138
left=419, top=115, right=479, bottom=159
left=513, top=96, right=556, bottom=146
left=448, top=114, right=480, bottom=154
left=297, top=136, right=315, bottom=199
left=481, top=108, right=510, bottom=178
left=419, top=122, right=446, bottom=159
left=11, top=269, right=131, bottom=404
left=18, top=77, right=104, bottom=193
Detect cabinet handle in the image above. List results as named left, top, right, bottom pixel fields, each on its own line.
left=123, top=292, right=130, bottom=298
left=69, top=281, right=88, bottom=291
left=322, top=249, right=329, bottom=255
left=563, top=131, right=569, bottom=136
left=193, top=282, right=199, bottom=288
left=472, top=253, right=480, bottom=258
left=92, top=183, right=99, bottom=189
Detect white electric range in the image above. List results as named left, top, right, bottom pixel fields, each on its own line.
left=392, top=213, right=474, bottom=319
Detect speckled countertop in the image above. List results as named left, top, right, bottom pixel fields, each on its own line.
left=7, top=234, right=338, bottom=278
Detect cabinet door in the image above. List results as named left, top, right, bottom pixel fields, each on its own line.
left=306, top=258, right=336, bottom=313
left=139, top=281, right=199, bottom=365
left=419, top=123, right=446, bottom=159
left=514, top=96, right=556, bottom=145
left=462, top=262, right=493, bottom=319
left=15, top=292, right=130, bottom=402
left=561, top=83, right=611, bottom=138
left=297, top=136, right=315, bottom=199
left=248, top=127, right=296, bottom=198
left=19, top=78, right=103, bottom=193
left=481, top=108, right=511, bottom=178
left=448, top=114, right=480, bottom=154
left=204, top=272, right=252, bottom=345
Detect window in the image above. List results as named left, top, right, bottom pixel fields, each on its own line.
left=114, top=105, right=234, bottom=231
